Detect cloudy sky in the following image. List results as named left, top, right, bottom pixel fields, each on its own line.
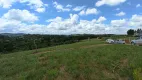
left=0, top=0, right=142, bottom=34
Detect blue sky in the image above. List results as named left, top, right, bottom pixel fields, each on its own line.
left=0, top=0, right=142, bottom=34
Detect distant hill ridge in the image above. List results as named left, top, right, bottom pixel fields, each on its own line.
left=0, top=33, right=25, bottom=37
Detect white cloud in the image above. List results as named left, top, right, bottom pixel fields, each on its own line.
left=111, top=19, right=127, bottom=27
left=47, top=14, right=79, bottom=31
left=136, top=4, right=141, bottom=8
left=116, top=8, right=120, bottom=11
left=53, top=1, right=70, bottom=12
left=46, top=17, right=77, bottom=33
left=96, top=0, right=126, bottom=7
left=86, top=8, right=99, bottom=15
left=66, top=4, right=72, bottom=8
left=130, top=14, right=142, bottom=28
left=73, top=6, right=85, bottom=11
left=0, top=18, right=24, bottom=33
left=0, top=0, right=17, bottom=8
left=18, top=24, right=47, bottom=34
left=46, top=15, right=108, bottom=34
left=20, top=0, right=48, bottom=13
left=79, top=10, right=86, bottom=15
left=116, top=11, right=126, bottom=16
left=110, top=19, right=130, bottom=34
left=97, top=16, right=107, bottom=23
left=46, top=16, right=108, bottom=34
left=0, top=17, right=46, bottom=34
left=0, top=0, right=47, bottom=12
left=46, top=17, right=62, bottom=22
left=79, top=8, right=99, bottom=16
left=36, top=8, right=45, bottom=13
left=129, top=15, right=142, bottom=28
left=2, top=9, right=38, bottom=23
left=70, top=14, right=79, bottom=24
left=131, top=15, right=142, bottom=22
left=110, top=15, right=142, bottom=32
left=1, top=13, right=142, bottom=34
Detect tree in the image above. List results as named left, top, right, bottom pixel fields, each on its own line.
left=127, top=29, right=135, bottom=36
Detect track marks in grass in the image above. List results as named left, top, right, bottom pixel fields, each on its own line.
left=35, top=44, right=110, bottom=54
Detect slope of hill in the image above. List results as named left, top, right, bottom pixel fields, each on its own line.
left=0, top=39, right=142, bottom=80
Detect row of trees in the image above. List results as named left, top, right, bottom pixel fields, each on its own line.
left=127, top=29, right=142, bottom=36
left=0, top=34, right=112, bottom=53
left=1, top=28, right=141, bottom=53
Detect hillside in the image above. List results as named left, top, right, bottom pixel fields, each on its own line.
left=0, top=39, right=142, bottom=80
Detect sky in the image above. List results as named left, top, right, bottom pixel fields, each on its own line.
left=0, top=0, right=142, bottom=34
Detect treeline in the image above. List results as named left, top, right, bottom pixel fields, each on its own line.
left=127, top=28, right=142, bottom=36
left=0, top=34, right=113, bottom=53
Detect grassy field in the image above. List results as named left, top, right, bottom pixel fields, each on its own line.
left=0, top=39, right=142, bottom=80
left=102, top=36, right=136, bottom=41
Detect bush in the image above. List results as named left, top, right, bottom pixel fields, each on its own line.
left=133, top=68, right=142, bottom=80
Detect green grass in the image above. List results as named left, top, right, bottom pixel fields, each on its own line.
left=0, top=39, right=142, bottom=80
left=102, top=36, right=136, bottom=40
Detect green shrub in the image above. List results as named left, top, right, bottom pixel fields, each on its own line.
left=133, top=68, right=142, bottom=80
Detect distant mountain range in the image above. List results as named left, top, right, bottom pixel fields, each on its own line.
left=0, top=33, right=25, bottom=37
left=0, top=33, right=123, bottom=37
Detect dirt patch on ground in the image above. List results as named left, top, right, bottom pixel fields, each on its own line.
left=55, top=66, right=73, bottom=80
left=103, top=70, right=116, bottom=79
left=80, top=44, right=110, bottom=49
left=120, top=58, right=128, bottom=67
left=103, top=69, right=129, bottom=80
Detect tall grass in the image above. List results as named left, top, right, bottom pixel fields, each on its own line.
left=0, top=39, right=142, bottom=80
